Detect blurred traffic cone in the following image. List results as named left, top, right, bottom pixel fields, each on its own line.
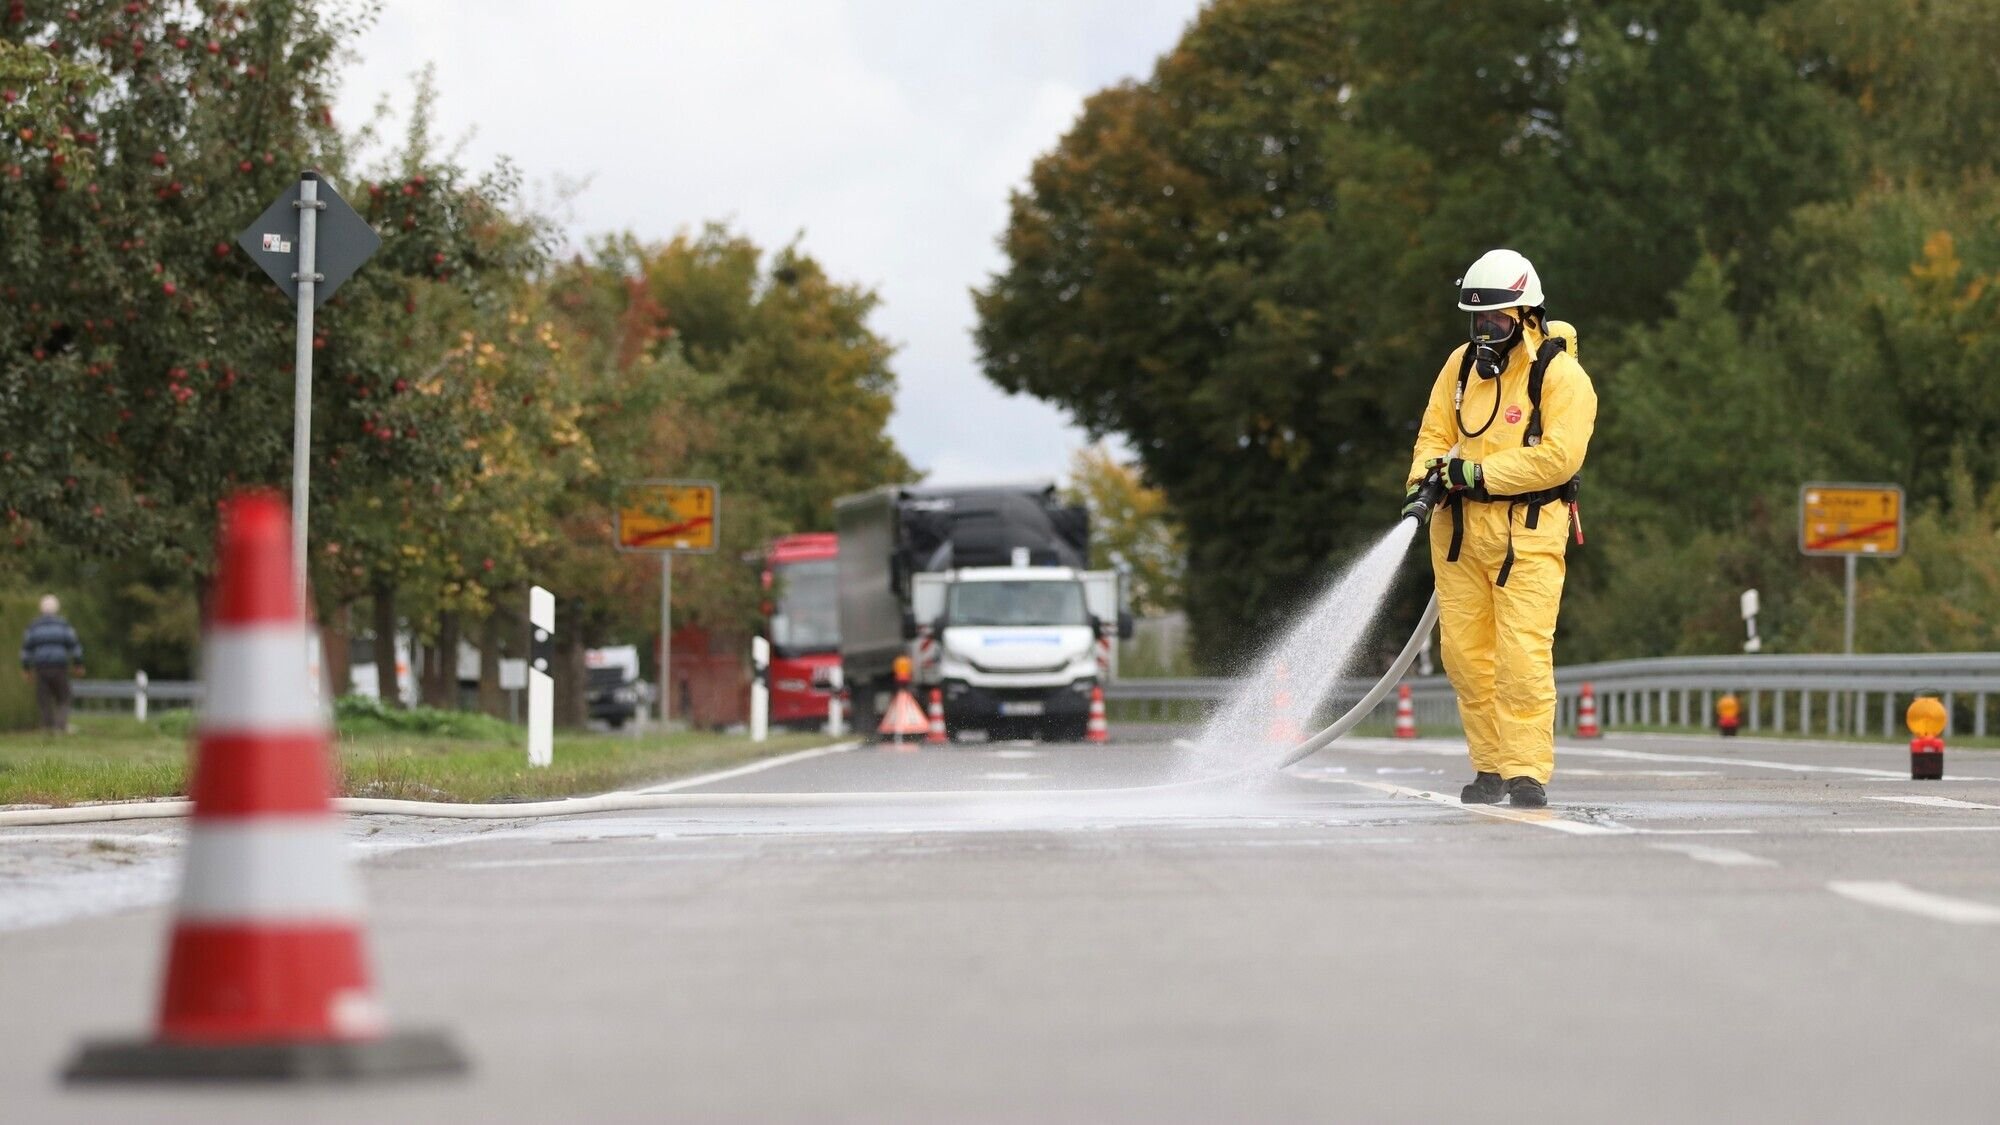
left=1085, top=685, right=1109, bottom=744
left=925, top=688, right=948, bottom=745
left=65, top=492, right=465, bottom=1083
left=1576, top=683, right=1602, bottom=739
left=1266, top=663, right=1306, bottom=745
left=1393, top=684, right=1417, bottom=739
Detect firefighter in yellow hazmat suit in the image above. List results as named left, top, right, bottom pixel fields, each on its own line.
left=1401, top=249, right=1597, bottom=808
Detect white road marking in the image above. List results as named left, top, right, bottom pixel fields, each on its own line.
left=1648, top=842, right=1776, bottom=868
left=1862, top=776, right=2000, bottom=783
left=976, top=772, right=1045, bottom=782
left=1827, top=881, right=2000, bottom=925
left=990, top=750, right=1042, bottom=760
left=1828, top=825, right=2000, bottom=834
left=447, top=853, right=757, bottom=871
left=1337, top=736, right=1959, bottom=780
left=1560, top=769, right=1719, bottom=778
left=632, top=741, right=857, bottom=794
left=1867, top=795, right=2000, bottom=811
left=0, top=832, right=180, bottom=846
left=1330, top=779, right=1636, bottom=836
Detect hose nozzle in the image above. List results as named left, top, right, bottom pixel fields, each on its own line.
left=1404, top=467, right=1448, bottom=525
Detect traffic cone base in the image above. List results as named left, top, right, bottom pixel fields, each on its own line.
left=65, top=1030, right=465, bottom=1083
left=63, top=493, right=465, bottom=1084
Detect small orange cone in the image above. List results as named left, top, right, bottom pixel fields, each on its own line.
left=1266, top=662, right=1306, bottom=745
left=1576, top=683, right=1602, bottom=738
left=925, top=688, right=949, bottom=744
left=1085, top=685, right=1109, bottom=744
left=65, top=492, right=464, bottom=1083
left=1393, top=684, right=1417, bottom=739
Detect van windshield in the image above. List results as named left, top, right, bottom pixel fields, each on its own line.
left=946, top=581, right=1089, bottom=627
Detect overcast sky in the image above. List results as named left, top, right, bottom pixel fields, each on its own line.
left=335, top=1, right=1205, bottom=487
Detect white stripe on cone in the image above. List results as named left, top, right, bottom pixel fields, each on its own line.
left=199, top=625, right=329, bottom=732
left=177, top=821, right=364, bottom=922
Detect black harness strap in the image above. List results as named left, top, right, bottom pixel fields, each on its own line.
left=1446, top=336, right=1573, bottom=586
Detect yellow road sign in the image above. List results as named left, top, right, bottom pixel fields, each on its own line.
left=1799, top=483, right=1903, bottom=557
left=616, top=480, right=719, bottom=553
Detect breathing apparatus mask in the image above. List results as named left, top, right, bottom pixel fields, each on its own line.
left=1469, top=308, right=1521, bottom=380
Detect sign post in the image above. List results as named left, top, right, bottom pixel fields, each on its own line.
left=615, top=480, right=720, bottom=727
left=1799, top=483, right=1904, bottom=655
left=238, top=171, right=381, bottom=607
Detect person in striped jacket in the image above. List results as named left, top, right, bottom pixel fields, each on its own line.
left=19, top=595, right=84, bottom=733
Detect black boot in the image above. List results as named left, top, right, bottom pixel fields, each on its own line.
left=1506, top=776, right=1547, bottom=808
left=1460, top=772, right=1505, bottom=805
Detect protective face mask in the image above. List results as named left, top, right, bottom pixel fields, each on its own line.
left=1470, top=310, right=1520, bottom=379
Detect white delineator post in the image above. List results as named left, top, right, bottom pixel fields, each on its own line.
left=750, top=636, right=770, bottom=743
left=825, top=664, right=846, bottom=737
left=133, top=670, right=149, bottom=723
left=527, top=586, right=555, bottom=768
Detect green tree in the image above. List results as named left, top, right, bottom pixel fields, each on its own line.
left=974, top=0, right=1915, bottom=666
left=1063, top=445, right=1183, bottom=615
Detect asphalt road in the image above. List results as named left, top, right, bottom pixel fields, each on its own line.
left=5, top=725, right=2000, bottom=1123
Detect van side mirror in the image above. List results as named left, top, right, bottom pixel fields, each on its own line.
left=901, top=610, right=918, bottom=641
left=1117, top=611, right=1135, bottom=641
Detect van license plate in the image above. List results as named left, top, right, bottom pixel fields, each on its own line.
left=998, top=701, right=1045, bottom=717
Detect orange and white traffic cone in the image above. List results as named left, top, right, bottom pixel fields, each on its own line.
left=1085, top=685, right=1109, bottom=744
left=1393, top=684, right=1417, bottom=739
left=1576, top=683, right=1602, bottom=739
left=925, top=688, right=949, bottom=745
left=1266, top=662, right=1306, bottom=745
left=65, top=492, right=464, bottom=1083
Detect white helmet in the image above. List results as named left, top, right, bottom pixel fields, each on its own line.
left=1457, top=248, right=1543, bottom=311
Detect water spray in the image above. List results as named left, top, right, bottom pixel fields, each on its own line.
left=1274, top=592, right=1438, bottom=770
left=1268, top=469, right=1449, bottom=768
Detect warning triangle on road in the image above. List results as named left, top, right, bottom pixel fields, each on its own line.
left=878, top=688, right=930, bottom=739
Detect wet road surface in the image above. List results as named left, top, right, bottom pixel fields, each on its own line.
left=5, top=727, right=1999, bottom=1122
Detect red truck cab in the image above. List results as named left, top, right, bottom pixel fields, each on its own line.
left=764, top=533, right=841, bottom=728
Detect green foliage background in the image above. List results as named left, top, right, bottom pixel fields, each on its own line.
left=0, top=1, right=911, bottom=722
left=975, top=0, right=2000, bottom=668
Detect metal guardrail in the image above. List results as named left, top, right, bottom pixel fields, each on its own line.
left=69, top=676, right=199, bottom=720
left=1106, top=652, right=2000, bottom=738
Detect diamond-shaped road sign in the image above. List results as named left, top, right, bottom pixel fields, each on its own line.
left=236, top=173, right=380, bottom=305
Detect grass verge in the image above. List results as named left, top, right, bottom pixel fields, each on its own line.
left=0, top=711, right=833, bottom=808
